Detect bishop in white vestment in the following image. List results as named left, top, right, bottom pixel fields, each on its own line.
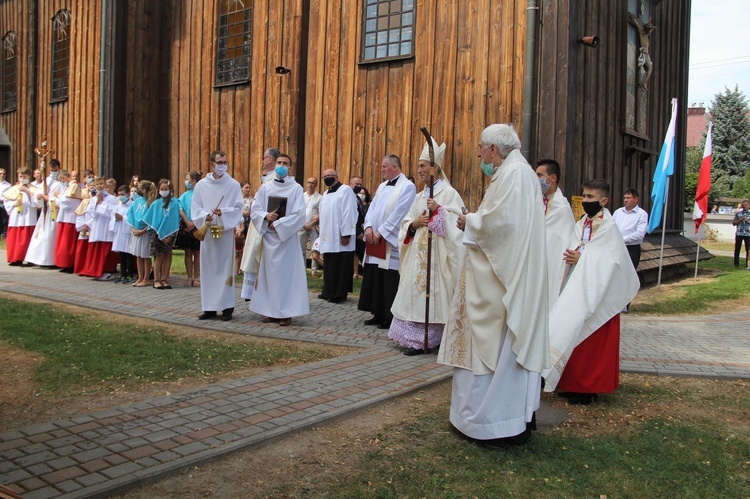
left=389, top=138, right=465, bottom=355
left=438, top=124, right=549, bottom=447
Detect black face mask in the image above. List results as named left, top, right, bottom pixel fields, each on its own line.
left=581, top=200, right=602, bottom=218
left=352, top=185, right=362, bottom=194
left=323, top=177, right=336, bottom=187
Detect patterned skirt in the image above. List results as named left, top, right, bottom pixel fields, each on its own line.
left=127, top=231, right=153, bottom=258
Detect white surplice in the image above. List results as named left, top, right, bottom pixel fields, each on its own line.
left=26, top=182, right=65, bottom=266
left=86, top=193, right=117, bottom=243
left=249, top=177, right=310, bottom=319
left=363, top=173, right=416, bottom=270
left=542, top=209, right=640, bottom=391
left=192, top=172, right=244, bottom=312
left=318, top=184, right=357, bottom=253
left=437, top=149, right=549, bottom=440
left=110, top=200, right=133, bottom=253
left=544, top=188, right=576, bottom=308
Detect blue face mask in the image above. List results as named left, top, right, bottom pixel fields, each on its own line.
left=118, top=195, right=129, bottom=203
left=539, top=176, right=551, bottom=195
left=480, top=162, right=495, bottom=176
left=184, top=180, right=193, bottom=190
left=275, top=166, right=288, bottom=178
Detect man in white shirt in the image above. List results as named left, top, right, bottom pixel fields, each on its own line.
left=612, top=188, right=648, bottom=272
left=299, top=176, right=321, bottom=273
left=0, top=168, right=11, bottom=238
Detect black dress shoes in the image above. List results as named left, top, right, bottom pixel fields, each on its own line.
left=377, top=321, right=391, bottom=330
left=221, top=308, right=234, bottom=321
left=198, top=311, right=217, bottom=320
left=364, top=316, right=382, bottom=326
left=403, top=347, right=427, bottom=356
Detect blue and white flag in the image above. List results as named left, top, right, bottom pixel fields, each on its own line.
left=648, top=98, right=678, bottom=234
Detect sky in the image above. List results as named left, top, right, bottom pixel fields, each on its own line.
left=688, top=0, right=750, bottom=108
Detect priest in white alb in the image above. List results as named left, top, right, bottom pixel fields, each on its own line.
left=192, top=151, right=244, bottom=321
left=389, top=137, right=465, bottom=355
left=240, top=148, right=283, bottom=301
left=317, top=168, right=358, bottom=303
left=535, top=158, right=576, bottom=308
left=249, top=160, right=309, bottom=326
left=437, top=124, right=549, bottom=448
left=542, top=179, right=640, bottom=404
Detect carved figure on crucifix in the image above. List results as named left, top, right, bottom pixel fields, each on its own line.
left=628, top=12, right=655, bottom=90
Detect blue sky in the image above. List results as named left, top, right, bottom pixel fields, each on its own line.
left=688, top=0, right=750, bottom=108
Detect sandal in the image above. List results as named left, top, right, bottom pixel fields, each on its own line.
left=192, top=279, right=201, bottom=287
left=185, top=278, right=193, bottom=287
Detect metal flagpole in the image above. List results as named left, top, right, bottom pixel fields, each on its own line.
left=694, top=225, right=702, bottom=280
left=656, top=179, right=669, bottom=291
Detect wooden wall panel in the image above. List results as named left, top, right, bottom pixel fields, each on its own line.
left=0, top=0, right=31, bottom=173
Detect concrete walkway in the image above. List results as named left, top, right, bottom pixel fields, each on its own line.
left=0, top=260, right=748, bottom=498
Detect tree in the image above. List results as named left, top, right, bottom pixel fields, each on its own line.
left=707, top=86, right=750, bottom=189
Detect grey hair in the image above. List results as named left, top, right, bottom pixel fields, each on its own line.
left=481, top=124, right=521, bottom=156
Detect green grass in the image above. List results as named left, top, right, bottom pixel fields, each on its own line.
left=633, top=256, right=750, bottom=314
left=701, top=241, right=735, bottom=252
left=0, top=298, right=339, bottom=393
left=312, top=379, right=750, bottom=498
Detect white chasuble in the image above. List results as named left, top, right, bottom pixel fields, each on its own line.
left=390, top=179, right=465, bottom=325
left=438, top=149, right=549, bottom=375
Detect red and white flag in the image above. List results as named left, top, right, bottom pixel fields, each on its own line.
left=692, top=123, right=712, bottom=233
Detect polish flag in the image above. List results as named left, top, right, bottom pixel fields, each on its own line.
left=692, top=123, right=712, bottom=233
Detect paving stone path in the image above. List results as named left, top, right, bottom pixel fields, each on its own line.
left=0, top=260, right=748, bottom=498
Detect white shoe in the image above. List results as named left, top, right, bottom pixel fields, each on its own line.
left=96, top=273, right=114, bottom=281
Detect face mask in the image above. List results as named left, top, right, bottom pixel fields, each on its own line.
left=581, top=200, right=602, bottom=218
left=275, top=166, right=288, bottom=178
left=59, top=182, right=69, bottom=189
left=323, top=177, right=336, bottom=187
left=21, top=178, right=30, bottom=185
left=50, top=171, right=59, bottom=180
left=131, top=192, right=138, bottom=200
left=539, top=176, right=551, bottom=195
left=86, top=177, right=94, bottom=185
left=352, top=185, right=362, bottom=194
left=480, top=162, right=495, bottom=176
left=213, top=163, right=228, bottom=176
left=118, top=195, right=129, bottom=203
left=89, top=188, right=97, bottom=196
left=184, top=180, right=193, bottom=190
left=358, top=193, right=366, bottom=202
left=159, top=190, right=170, bottom=198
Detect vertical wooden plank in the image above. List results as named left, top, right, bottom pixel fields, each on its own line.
left=362, top=65, right=388, bottom=188
left=320, top=0, right=341, bottom=178
left=511, top=0, right=526, bottom=128
left=432, top=0, right=458, bottom=184
left=408, top=0, right=435, bottom=177
left=304, top=0, right=326, bottom=178
left=554, top=0, right=569, bottom=166
left=189, top=0, right=203, bottom=185
left=249, top=0, right=268, bottom=180
left=536, top=0, right=557, bottom=159
left=279, top=0, right=302, bottom=169
left=335, top=0, right=359, bottom=182
left=263, top=0, right=282, bottom=150
left=203, top=0, right=216, bottom=173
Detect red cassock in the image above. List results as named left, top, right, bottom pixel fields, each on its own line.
left=73, top=238, right=90, bottom=274
left=557, top=314, right=620, bottom=394
left=54, top=222, right=78, bottom=268
left=78, top=241, right=118, bottom=277
left=6, top=226, right=35, bottom=263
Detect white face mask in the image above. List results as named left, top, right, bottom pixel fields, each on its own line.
left=213, top=163, right=228, bottom=176
left=50, top=171, right=59, bottom=180
left=358, top=193, right=366, bottom=202
left=20, top=178, right=30, bottom=185
left=159, top=190, right=170, bottom=198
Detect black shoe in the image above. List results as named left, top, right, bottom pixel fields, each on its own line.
left=377, top=321, right=392, bottom=329
left=221, top=314, right=232, bottom=321
left=198, top=311, right=217, bottom=320
left=328, top=297, right=346, bottom=303
left=403, top=347, right=427, bottom=356
left=317, top=293, right=328, bottom=300
left=481, top=426, right=532, bottom=449
left=565, top=393, right=598, bottom=405
left=364, top=316, right=382, bottom=326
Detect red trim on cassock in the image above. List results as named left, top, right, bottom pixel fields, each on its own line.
left=78, top=241, right=115, bottom=277
left=54, top=222, right=78, bottom=268
left=6, top=226, right=35, bottom=263
left=557, top=314, right=621, bottom=394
